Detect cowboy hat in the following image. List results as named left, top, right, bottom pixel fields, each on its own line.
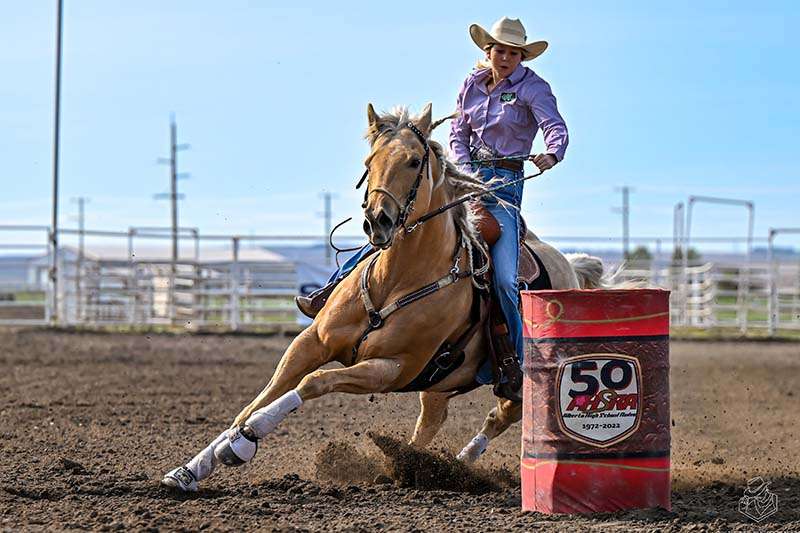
left=469, top=17, right=547, bottom=61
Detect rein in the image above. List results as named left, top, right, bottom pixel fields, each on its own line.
left=404, top=168, right=545, bottom=234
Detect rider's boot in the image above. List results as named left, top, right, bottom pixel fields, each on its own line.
left=295, top=280, right=338, bottom=319
left=295, top=244, right=377, bottom=318
left=491, top=323, right=523, bottom=403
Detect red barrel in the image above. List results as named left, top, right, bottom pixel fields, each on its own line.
left=520, top=289, right=671, bottom=514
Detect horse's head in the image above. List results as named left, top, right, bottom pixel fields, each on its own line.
left=360, top=103, right=435, bottom=249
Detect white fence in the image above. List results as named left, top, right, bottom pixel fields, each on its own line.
left=1, top=225, right=799, bottom=335
left=0, top=226, right=302, bottom=331
left=618, top=261, right=800, bottom=333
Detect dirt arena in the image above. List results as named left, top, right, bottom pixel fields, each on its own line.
left=1, top=329, right=798, bottom=531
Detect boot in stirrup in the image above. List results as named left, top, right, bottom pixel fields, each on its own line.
left=295, top=280, right=337, bottom=319
left=491, top=323, right=523, bottom=403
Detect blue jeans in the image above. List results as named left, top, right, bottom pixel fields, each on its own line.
left=326, top=166, right=524, bottom=385
left=475, top=167, right=523, bottom=384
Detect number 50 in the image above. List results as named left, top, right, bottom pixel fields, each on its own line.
left=568, top=359, right=633, bottom=399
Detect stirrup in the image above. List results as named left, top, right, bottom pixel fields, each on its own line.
left=493, top=356, right=523, bottom=403
left=494, top=380, right=523, bottom=403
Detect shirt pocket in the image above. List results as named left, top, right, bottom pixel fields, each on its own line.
left=499, top=99, right=527, bottom=126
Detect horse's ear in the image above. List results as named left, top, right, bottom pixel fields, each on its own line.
left=415, top=102, right=433, bottom=136
left=367, top=103, right=379, bottom=129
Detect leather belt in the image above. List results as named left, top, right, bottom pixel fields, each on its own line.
left=478, top=158, right=524, bottom=172
left=470, top=147, right=525, bottom=172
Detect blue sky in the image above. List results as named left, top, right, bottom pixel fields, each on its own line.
left=1, top=1, right=798, bottom=251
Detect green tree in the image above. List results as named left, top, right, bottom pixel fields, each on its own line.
left=627, top=246, right=653, bottom=261
left=671, top=247, right=702, bottom=262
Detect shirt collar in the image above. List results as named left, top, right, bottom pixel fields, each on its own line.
left=472, top=64, right=527, bottom=91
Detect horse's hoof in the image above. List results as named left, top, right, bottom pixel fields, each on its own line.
left=161, top=466, right=198, bottom=492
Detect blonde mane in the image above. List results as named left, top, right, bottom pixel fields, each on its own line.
left=364, top=106, right=491, bottom=262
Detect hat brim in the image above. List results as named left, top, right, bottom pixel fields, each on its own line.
left=469, top=24, right=547, bottom=62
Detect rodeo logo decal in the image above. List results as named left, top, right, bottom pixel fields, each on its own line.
left=556, top=354, right=642, bottom=447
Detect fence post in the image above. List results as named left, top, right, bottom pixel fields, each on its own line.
left=767, top=229, right=777, bottom=336
left=738, top=202, right=754, bottom=334
left=127, top=229, right=136, bottom=324
left=231, top=237, right=240, bottom=331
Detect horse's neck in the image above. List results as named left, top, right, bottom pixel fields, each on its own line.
left=372, top=182, right=460, bottom=291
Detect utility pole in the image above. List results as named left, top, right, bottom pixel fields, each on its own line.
left=612, top=186, right=634, bottom=260
left=155, top=114, right=190, bottom=322
left=50, top=0, right=64, bottom=325
left=318, top=192, right=334, bottom=266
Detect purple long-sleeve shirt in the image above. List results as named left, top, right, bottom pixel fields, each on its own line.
left=449, top=64, right=568, bottom=164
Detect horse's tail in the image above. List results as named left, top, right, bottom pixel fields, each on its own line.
left=565, top=253, right=606, bottom=289
left=565, top=253, right=650, bottom=289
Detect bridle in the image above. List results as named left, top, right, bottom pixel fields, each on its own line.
left=356, top=122, right=431, bottom=232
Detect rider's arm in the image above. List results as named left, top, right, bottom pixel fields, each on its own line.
left=529, top=79, right=569, bottom=163
left=449, top=76, right=473, bottom=168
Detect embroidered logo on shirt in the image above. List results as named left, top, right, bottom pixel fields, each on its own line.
left=500, top=92, right=517, bottom=103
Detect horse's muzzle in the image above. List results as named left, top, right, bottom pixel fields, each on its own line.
left=363, top=208, right=396, bottom=249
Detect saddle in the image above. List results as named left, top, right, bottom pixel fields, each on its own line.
left=473, top=204, right=543, bottom=288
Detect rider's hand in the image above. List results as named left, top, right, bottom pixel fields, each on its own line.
left=529, top=153, right=558, bottom=171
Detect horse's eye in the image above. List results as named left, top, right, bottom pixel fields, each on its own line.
left=409, top=158, right=421, bottom=169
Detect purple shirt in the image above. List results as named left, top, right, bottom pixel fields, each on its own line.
left=449, top=64, right=568, bottom=164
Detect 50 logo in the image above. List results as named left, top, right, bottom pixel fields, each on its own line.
left=556, top=354, right=642, bottom=447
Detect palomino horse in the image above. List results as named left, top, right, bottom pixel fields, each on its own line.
left=162, top=104, right=606, bottom=491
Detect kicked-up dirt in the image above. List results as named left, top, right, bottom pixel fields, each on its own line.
left=0, top=329, right=798, bottom=531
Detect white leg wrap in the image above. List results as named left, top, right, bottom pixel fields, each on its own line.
left=456, top=433, right=489, bottom=463
left=245, top=390, right=303, bottom=439
left=185, top=430, right=228, bottom=481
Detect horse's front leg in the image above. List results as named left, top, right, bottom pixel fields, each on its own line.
left=161, top=326, right=332, bottom=492
left=208, top=357, right=403, bottom=468
left=231, top=327, right=331, bottom=428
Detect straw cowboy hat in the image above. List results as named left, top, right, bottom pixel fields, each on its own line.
left=469, top=17, right=548, bottom=61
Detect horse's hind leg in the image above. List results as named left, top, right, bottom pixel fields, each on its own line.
left=409, top=392, right=450, bottom=448
left=456, top=398, right=521, bottom=463
left=162, top=326, right=331, bottom=492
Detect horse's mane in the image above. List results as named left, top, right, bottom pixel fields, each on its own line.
left=365, top=106, right=492, bottom=263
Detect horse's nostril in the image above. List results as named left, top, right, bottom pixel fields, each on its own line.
left=363, top=219, right=372, bottom=236
left=377, top=211, right=393, bottom=229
